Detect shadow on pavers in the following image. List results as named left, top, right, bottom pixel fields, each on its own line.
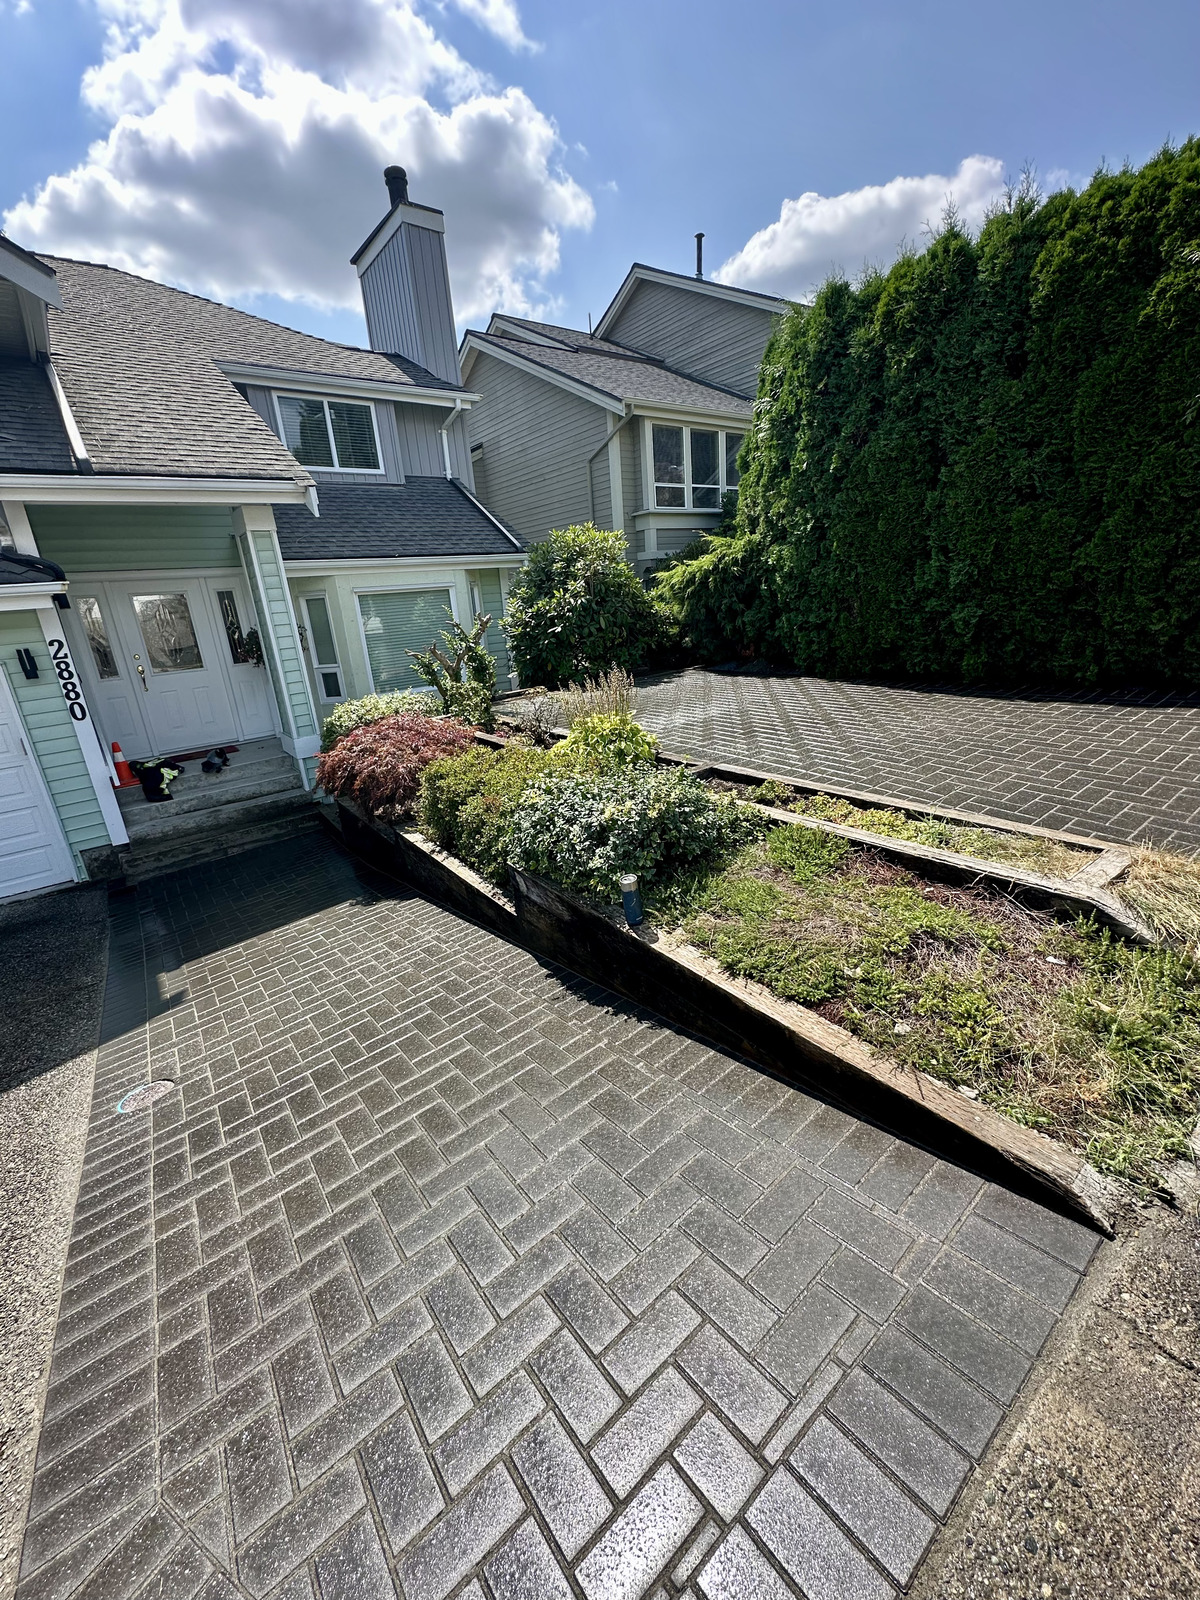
left=0, top=884, right=110, bottom=1094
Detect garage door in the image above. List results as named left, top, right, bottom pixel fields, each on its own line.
left=357, top=589, right=454, bottom=694
left=0, top=669, right=76, bottom=899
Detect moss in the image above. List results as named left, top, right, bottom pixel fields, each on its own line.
left=668, top=825, right=1200, bottom=1189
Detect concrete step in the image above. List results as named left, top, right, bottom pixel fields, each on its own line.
left=120, top=767, right=303, bottom=830
left=122, top=787, right=314, bottom=847
left=123, top=807, right=323, bottom=884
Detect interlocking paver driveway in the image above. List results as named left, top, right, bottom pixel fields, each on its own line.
left=15, top=835, right=1099, bottom=1600
left=631, top=669, right=1200, bottom=852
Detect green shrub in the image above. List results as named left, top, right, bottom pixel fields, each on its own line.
left=320, top=691, right=435, bottom=752
left=557, top=713, right=657, bottom=773
left=508, top=765, right=766, bottom=899
left=502, top=524, right=671, bottom=688
left=315, top=714, right=474, bottom=819
left=418, top=744, right=555, bottom=885
left=657, top=144, right=1200, bottom=688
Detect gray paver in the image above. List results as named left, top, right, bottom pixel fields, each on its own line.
left=630, top=667, right=1200, bottom=853
left=12, top=836, right=1092, bottom=1600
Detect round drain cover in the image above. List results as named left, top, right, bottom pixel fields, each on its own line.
left=117, top=1080, right=176, bottom=1114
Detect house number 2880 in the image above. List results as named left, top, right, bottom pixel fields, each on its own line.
left=47, top=638, right=89, bottom=723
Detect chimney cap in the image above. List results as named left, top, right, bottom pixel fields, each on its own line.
left=384, top=166, right=409, bottom=208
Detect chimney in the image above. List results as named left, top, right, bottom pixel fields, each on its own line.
left=695, top=232, right=704, bottom=279
left=384, top=166, right=409, bottom=208
left=350, top=167, right=460, bottom=386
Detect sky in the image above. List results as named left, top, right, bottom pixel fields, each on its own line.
left=1, top=0, right=1197, bottom=349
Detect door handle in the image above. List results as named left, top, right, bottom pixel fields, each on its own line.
left=136, top=664, right=148, bottom=691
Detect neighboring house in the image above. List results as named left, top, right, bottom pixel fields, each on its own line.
left=0, top=168, right=522, bottom=899
left=460, top=263, right=789, bottom=571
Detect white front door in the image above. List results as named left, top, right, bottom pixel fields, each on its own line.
left=65, top=579, right=251, bottom=759
left=0, top=668, right=76, bottom=898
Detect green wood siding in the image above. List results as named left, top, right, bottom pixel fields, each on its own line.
left=468, top=568, right=512, bottom=682
left=29, top=505, right=240, bottom=572
left=238, top=530, right=318, bottom=740
left=0, top=612, right=108, bottom=858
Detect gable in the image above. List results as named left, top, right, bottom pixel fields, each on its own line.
left=603, top=278, right=780, bottom=397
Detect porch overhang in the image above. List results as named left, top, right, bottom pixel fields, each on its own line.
left=0, top=475, right=312, bottom=506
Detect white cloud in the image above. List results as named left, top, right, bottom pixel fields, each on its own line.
left=445, top=0, right=540, bottom=52
left=717, top=156, right=1008, bottom=301
left=4, top=0, right=589, bottom=325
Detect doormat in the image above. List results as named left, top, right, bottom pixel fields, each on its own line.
left=163, top=744, right=240, bottom=763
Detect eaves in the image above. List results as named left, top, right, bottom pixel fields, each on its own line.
left=217, top=361, right=477, bottom=408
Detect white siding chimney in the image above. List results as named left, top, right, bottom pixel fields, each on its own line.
left=351, top=167, right=461, bottom=386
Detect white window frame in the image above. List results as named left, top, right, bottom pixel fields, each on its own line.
left=646, top=420, right=745, bottom=511
left=301, top=592, right=346, bottom=703
left=273, top=392, right=385, bottom=474
left=353, top=582, right=459, bottom=696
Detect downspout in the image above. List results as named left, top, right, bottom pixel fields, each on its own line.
left=586, top=402, right=632, bottom=522
left=438, top=397, right=464, bottom=479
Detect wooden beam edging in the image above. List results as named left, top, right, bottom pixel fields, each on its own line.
left=334, top=799, right=1115, bottom=1234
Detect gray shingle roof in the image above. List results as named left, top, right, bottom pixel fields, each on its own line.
left=0, top=361, right=75, bottom=472
left=0, top=550, right=64, bottom=585
left=274, top=478, right=522, bottom=562
left=487, top=315, right=632, bottom=355
left=465, top=331, right=754, bottom=418
left=38, top=258, right=464, bottom=482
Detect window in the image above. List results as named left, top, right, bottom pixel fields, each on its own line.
left=276, top=395, right=381, bottom=471
left=303, top=595, right=344, bottom=701
left=357, top=589, right=454, bottom=694
left=651, top=424, right=745, bottom=509
left=77, top=596, right=119, bottom=678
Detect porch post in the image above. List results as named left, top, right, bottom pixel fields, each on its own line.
left=233, top=505, right=321, bottom=788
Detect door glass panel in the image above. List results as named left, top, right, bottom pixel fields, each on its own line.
left=77, top=596, right=119, bottom=678
left=215, top=589, right=255, bottom=663
left=132, top=593, right=204, bottom=672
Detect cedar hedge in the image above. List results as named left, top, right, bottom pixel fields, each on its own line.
left=654, top=143, right=1200, bottom=687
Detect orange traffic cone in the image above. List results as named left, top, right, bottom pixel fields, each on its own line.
left=111, top=742, right=139, bottom=788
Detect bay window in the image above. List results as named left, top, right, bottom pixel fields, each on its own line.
left=651, top=423, right=744, bottom=509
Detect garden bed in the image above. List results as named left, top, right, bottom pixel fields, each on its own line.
left=322, top=707, right=1199, bottom=1231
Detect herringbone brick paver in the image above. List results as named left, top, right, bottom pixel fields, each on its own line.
left=16, top=835, right=1098, bottom=1599
left=629, top=668, right=1200, bottom=853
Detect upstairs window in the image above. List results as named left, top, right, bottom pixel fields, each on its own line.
left=276, top=395, right=381, bottom=471
left=652, top=424, right=744, bottom=510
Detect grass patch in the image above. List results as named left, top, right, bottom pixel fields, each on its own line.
left=736, top=782, right=1091, bottom=879
left=1116, top=845, right=1200, bottom=951
left=661, top=829, right=1200, bottom=1189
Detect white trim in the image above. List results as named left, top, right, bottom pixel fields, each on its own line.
left=0, top=238, right=62, bottom=305
left=607, top=412, right=625, bottom=533
left=222, top=362, right=476, bottom=408
left=0, top=664, right=78, bottom=896
left=43, top=360, right=91, bottom=468
left=283, top=554, right=522, bottom=573
left=630, top=399, right=751, bottom=427
left=300, top=592, right=345, bottom=704
left=485, top=316, right=573, bottom=348
left=1, top=500, right=39, bottom=555
left=239, top=526, right=298, bottom=746
left=58, top=565, right=243, bottom=584
left=0, top=475, right=311, bottom=505
left=0, top=585, right=62, bottom=612
left=352, top=200, right=446, bottom=274
left=273, top=392, right=385, bottom=476
left=280, top=733, right=321, bottom=760
left=646, top=418, right=745, bottom=511
left=595, top=263, right=790, bottom=339
left=354, top=581, right=459, bottom=696
left=34, top=610, right=129, bottom=847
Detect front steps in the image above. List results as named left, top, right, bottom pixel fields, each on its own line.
left=116, top=738, right=321, bottom=883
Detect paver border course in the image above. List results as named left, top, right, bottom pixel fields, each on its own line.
left=332, top=799, right=1117, bottom=1235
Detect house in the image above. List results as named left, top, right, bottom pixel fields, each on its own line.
left=459, top=263, right=789, bottom=571
left=0, top=168, right=523, bottom=899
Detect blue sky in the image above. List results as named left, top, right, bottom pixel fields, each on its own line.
left=2, top=0, right=1197, bottom=347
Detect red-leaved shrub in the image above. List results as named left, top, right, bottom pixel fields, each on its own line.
left=315, top=714, right=474, bottom=819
